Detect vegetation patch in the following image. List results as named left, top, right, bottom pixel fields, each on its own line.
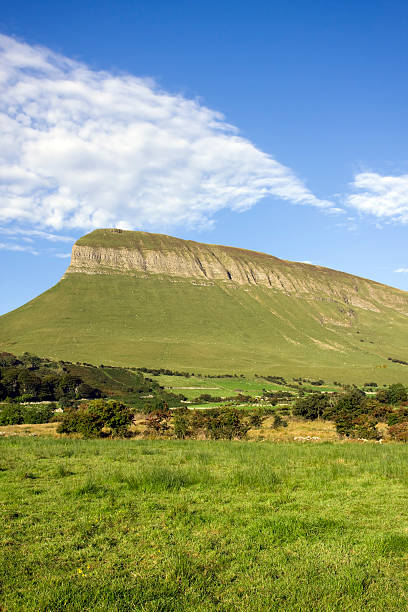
left=2, top=438, right=408, bottom=609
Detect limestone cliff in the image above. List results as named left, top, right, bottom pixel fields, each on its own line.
left=65, top=229, right=408, bottom=315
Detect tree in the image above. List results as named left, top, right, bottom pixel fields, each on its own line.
left=39, top=374, right=60, bottom=400
left=76, top=383, right=101, bottom=399
left=335, top=389, right=365, bottom=415
left=387, top=384, right=407, bottom=405
left=56, top=374, right=82, bottom=399
left=376, top=384, right=407, bottom=405
left=1, top=369, right=20, bottom=397
left=293, top=393, right=329, bottom=420
left=17, top=370, right=41, bottom=398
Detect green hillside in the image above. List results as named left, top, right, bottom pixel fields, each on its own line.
left=1, top=229, right=408, bottom=383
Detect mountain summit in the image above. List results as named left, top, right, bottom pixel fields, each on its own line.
left=1, top=228, right=407, bottom=382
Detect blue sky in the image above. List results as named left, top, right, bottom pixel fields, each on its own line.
left=1, top=0, right=408, bottom=314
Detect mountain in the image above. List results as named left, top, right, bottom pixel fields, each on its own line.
left=1, top=228, right=408, bottom=383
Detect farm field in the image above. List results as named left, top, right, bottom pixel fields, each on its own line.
left=2, top=437, right=408, bottom=610
left=149, top=373, right=344, bottom=401
left=150, top=373, right=289, bottom=400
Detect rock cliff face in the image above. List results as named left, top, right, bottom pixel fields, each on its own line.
left=2, top=227, right=408, bottom=379
left=66, top=229, right=408, bottom=314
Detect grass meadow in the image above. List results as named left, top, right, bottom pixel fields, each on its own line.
left=2, top=271, right=408, bottom=385
left=2, top=438, right=408, bottom=610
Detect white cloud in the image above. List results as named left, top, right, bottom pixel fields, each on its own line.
left=347, top=172, right=408, bottom=223
left=0, top=241, right=38, bottom=255
left=0, top=226, right=74, bottom=242
left=394, top=268, right=408, bottom=274
left=0, top=34, right=332, bottom=234
left=54, top=252, right=71, bottom=258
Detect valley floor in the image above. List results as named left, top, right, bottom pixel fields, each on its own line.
left=1, top=438, right=408, bottom=610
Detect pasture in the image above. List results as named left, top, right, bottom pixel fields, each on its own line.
left=2, top=437, right=408, bottom=610
left=150, top=373, right=285, bottom=400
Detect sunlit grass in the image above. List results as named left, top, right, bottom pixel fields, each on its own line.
left=2, top=438, right=408, bottom=610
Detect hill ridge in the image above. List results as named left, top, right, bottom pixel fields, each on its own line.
left=67, top=229, right=408, bottom=315
left=1, top=227, right=408, bottom=382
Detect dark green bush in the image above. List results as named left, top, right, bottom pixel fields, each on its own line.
left=172, top=407, right=191, bottom=439
left=193, top=393, right=223, bottom=403
left=57, top=404, right=105, bottom=437
left=272, top=414, right=288, bottom=429
left=170, top=407, right=250, bottom=440
left=204, top=408, right=250, bottom=440
left=293, top=393, right=329, bottom=420
left=377, top=384, right=408, bottom=405
left=387, top=384, right=407, bottom=405
left=248, top=411, right=265, bottom=428
left=0, top=402, right=56, bottom=425
left=76, top=383, right=101, bottom=399
left=21, top=403, right=55, bottom=424
left=57, top=400, right=133, bottom=438
left=0, top=403, right=23, bottom=425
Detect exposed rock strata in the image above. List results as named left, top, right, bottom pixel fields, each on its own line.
left=65, top=229, right=408, bottom=314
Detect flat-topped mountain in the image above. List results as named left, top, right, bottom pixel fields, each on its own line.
left=68, top=229, right=407, bottom=314
left=1, top=228, right=408, bottom=382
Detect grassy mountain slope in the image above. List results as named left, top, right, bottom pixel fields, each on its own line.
left=0, top=229, right=408, bottom=383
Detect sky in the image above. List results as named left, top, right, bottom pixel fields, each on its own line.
left=1, top=0, right=408, bottom=314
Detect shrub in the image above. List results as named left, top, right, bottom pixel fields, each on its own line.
left=0, top=403, right=23, bottom=425
left=387, top=407, right=408, bottom=426
left=349, top=415, right=381, bottom=440
left=95, top=399, right=133, bottom=436
left=194, top=393, right=223, bottom=403
left=377, top=384, right=408, bottom=405
left=0, top=402, right=57, bottom=425
left=334, top=413, right=355, bottom=437
left=248, top=411, right=264, bottom=428
left=176, top=407, right=250, bottom=440
left=389, top=422, right=408, bottom=442
left=335, top=389, right=365, bottom=415
left=272, top=414, right=288, bottom=429
left=144, top=405, right=171, bottom=436
left=57, top=404, right=104, bottom=437
left=57, top=400, right=133, bottom=438
left=21, top=403, right=55, bottom=424
left=76, top=383, right=101, bottom=399
left=387, top=384, right=408, bottom=405
left=293, top=393, right=329, bottom=420
left=360, top=398, right=392, bottom=421
left=204, top=408, right=250, bottom=440
left=172, top=408, right=191, bottom=439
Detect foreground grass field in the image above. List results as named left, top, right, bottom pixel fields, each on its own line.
left=2, top=439, right=408, bottom=610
